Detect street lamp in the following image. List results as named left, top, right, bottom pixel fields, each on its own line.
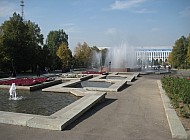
left=109, top=61, right=111, bottom=72
left=11, top=59, right=16, bottom=77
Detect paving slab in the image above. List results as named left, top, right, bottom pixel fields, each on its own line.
left=0, top=111, right=41, bottom=126
left=0, top=76, right=178, bottom=140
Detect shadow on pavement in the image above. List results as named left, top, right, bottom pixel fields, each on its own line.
left=64, top=98, right=117, bottom=130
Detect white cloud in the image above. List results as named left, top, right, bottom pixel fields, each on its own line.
left=134, top=8, right=155, bottom=14
left=0, top=1, right=18, bottom=17
left=179, top=6, right=190, bottom=17
left=110, top=0, right=147, bottom=10
left=60, top=23, right=80, bottom=33
left=105, top=28, right=117, bottom=35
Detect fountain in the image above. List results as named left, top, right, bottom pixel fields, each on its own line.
left=9, top=83, right=23, bottom=100
left=91, top=50, right=102, bottom=69
left=105, top=43, right=141, bottom=72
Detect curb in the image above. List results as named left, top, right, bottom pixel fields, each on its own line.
left=157, top=80, right=187, bottom=139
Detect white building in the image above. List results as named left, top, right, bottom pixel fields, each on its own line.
left=136, top=47, right=172, bottom=65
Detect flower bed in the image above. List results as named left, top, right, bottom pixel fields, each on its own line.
left=161, top=75, right=190, bottom=118
left=0, top=77, right=47, bottom=86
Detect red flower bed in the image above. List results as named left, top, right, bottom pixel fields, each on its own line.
left=0, top=77, right=47, bottom=86
left=82, top=71, right=106, bottom=74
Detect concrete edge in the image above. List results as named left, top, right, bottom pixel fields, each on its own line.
left=43, top=75, right=128, bottom=93
left=0, top=91, right=106, bottom=131
left=157, top=80, right=187, bottom=139
left=27, top=92, right=106, bottom=130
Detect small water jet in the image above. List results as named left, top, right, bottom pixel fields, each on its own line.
left=9, top=83, right=23, bottom=100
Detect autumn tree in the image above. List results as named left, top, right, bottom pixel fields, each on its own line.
left=168, top=52, right=173, bottom=66
left=56, top=43, right=72, bottom=72
left=74, top=42, right=91, bottom=68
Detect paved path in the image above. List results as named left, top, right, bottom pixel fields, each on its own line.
left=0, top=75, right=178, bottom=140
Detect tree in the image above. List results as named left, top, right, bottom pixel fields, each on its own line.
left=101, top=48, right=108, bottom=66
left=90, top=46, right=108, bottom=67
left=46, top=30, right=68, bottom=70
left=0, top=13, right=43, bottom=72
left=40, top=45, right=52, bottom=71
left=91, top=46, right=100, bottom=52
left=56, top=43, right=72, bottom=72
left=186, top=35, right=190, bottom=65
left=24, top=20, right=44, bottom=72
left=0, top=13, right=32, bottom=72
left=168, top=52, right=173, bottom=66
left=74, top=42, right=91, bottom=68
left=91, top=46, right=101, bottom=68
left=172, top=36, right=188, bottom=68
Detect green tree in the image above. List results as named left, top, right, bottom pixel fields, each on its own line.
left=24, top=20, right=44, bottom=72
left=101, top=48, right=108, bottom=66
left=187, top=35, right=190, bottom=65
left=90, top=47, right=108, bottom=67
left=40, top=45, right=52, bottom=71
left=91, top=46, right=100, bottom=52
left=0, top=13, right=29, bottom=72
left=172, top=36, right=188, bottom=68
left=56, top=43, right=72, bottom=72
left=46, top=30, right=68, bottom=70
left=0, top=13, right=43, bottom=72
left=91, top=46, right=101, bottom=68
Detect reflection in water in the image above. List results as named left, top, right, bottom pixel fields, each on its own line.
left=0, top=89, right=80, bottom=116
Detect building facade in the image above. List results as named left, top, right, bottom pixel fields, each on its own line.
left=136, top=47, right=172, bottom=65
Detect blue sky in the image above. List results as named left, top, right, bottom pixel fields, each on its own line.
left=0, top=0, right=190, bottom=51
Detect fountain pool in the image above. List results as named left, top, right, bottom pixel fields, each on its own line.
left=0, top=89, right=80, bottom=116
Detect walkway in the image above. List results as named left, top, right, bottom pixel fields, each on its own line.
left=0, top=75, right=178, bottom=140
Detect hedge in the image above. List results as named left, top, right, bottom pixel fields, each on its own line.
left=161, top=76, right=190, bottom=118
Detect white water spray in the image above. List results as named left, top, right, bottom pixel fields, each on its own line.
left=106, top=43, right=137, bottom=68
left=9, top=83, right=22, bottom=100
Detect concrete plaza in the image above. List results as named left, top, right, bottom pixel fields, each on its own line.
left=0, top=75, right=179, bottom=140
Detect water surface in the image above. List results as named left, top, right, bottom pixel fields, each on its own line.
left=0, top=89, right=80, bottom=116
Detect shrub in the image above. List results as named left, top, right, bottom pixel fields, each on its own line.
left=161, top=76, right=190, bottom=118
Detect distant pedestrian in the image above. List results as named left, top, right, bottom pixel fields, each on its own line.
left=37, top=65, right=40, bottom=77
left=45, top=67, right=49, bottom=73
left=168, top=66, right=171, bottom=72
left=12, top=68, right=16, bottom=77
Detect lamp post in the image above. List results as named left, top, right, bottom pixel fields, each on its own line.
left=109, top=61, right=111, bottom=73
left=11, top=59, right=16, bottom=77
